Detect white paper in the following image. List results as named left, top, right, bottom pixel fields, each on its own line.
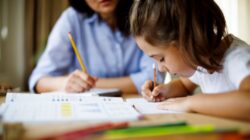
left=48, top=88, right=121, bottom=96
left=5, top=93, right=123, bottom=103
left=126, top=98, right=183, bottom=114
left=1, top=93, right=140, bottom=123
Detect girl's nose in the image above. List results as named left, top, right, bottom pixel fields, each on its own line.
left=158, top=64, right=170, bottom=73
left=158, top=64, right=166, bottom=72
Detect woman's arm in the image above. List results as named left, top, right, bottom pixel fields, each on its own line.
left=95, top=77, right=138, bottom=94
left=159, top=76, right=250, bottom=121
left=36, top=70, right=97, bottom=93
left=35, top=71, right=137, bottom=94
left=36, top=76, right=67, bottom=93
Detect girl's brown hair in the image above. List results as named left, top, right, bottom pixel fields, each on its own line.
left=130, top=0, right=228, bottom=71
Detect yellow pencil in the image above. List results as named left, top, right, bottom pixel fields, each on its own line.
left=151, top=63, right=157, bottom=99
left=68, top=32, right=88, bottom=73
left=153, top=63, right=157, bottom=88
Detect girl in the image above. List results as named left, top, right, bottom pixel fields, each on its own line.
left=29, top=0, right=163, bottom=94
left=130, top=0, right=250, bottom=121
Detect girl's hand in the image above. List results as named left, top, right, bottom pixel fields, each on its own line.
left=141, top=80, right=171, bottom=102
left=158, top=96, right=192, bottom=112
left=63, top=70, right=98, bottom=93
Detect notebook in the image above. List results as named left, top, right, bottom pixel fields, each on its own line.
left=126, top=98, right=183, bottom=114
left=0, top=93, right=140, bottom=123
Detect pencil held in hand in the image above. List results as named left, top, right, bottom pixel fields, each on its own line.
left=68, top=32, right=88, bottom=73
left=153, top=63, right=157, bottom=89
left=151, top=63, right=157, bottom=99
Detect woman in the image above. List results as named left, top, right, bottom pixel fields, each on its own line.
left=29, top=0, right=163, bottom=94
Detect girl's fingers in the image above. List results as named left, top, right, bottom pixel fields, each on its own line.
left=142, top=93, right=153, bottom=101
left=152, top=84, right=165, bottom=96
left=144, top=80, right=153, bottom=90
left=141, top=80, right=154, bottom=100
left=141, top=81, right=168, bottom=102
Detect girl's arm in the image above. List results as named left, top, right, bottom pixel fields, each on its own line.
left=159, top=76, right=250, bottom=121
left=189, top=76, right=250, bottom=121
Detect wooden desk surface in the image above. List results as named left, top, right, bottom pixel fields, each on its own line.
left=1, top=94, right=250, bottom=139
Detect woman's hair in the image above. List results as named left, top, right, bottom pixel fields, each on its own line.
left=130, top=0, right=228, bottom=71
left=69, top=0, right=133, bottom=36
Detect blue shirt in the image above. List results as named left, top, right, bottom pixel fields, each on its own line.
left=29, top=8, right=163, bottom=93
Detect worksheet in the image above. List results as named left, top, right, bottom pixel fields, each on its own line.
left=5, top=93, right=123, bottom=103
left=126, top=98, right=183, bottom=114
left=0, top=93, right=140, bottom=123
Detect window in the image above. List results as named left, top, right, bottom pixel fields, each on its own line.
left=215, top=0, right=250, bottom=44
left=0, top=0, right=8, bottom=69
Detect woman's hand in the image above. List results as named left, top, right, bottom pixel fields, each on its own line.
left=158, top=96, right=192, bottom=112
left=63, top=70, right=98, bottom=92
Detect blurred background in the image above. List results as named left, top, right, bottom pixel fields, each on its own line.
left=0, top=0, right=249, bottom=92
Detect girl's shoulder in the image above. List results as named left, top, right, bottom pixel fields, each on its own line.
left=223, top=35, right=250, bottom=88
left=224, top=35, right=250, bottom=61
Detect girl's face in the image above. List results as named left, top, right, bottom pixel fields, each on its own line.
left=85, top=0, right=117, bottom=16
left=136, top=37, right=196, bottom=77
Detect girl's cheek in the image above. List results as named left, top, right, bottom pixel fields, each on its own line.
left=158, top=64, right=169, bottom=72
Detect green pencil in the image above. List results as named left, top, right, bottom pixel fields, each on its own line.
left=104, top=124, right=215, bottom=139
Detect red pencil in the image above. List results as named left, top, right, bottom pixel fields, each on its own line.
left=41, top=122, right=128, bottom=140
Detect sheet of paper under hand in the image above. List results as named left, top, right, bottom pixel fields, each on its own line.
left=126, top=98, right=183, bottom=114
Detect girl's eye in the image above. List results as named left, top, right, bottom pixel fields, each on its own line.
left=159, top=57, right=165, bottom=62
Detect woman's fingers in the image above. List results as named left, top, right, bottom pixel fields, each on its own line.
left=74, top=70, right=97, bottom=87
left=64, top=70, right=98, bottom=92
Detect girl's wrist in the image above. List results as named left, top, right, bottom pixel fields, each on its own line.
left=186, top=93, right=203, bottom=113
left=186, top=95, right=196, bottom=112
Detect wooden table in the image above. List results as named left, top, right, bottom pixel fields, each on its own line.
left=1, top=94, right=250, bottom=140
